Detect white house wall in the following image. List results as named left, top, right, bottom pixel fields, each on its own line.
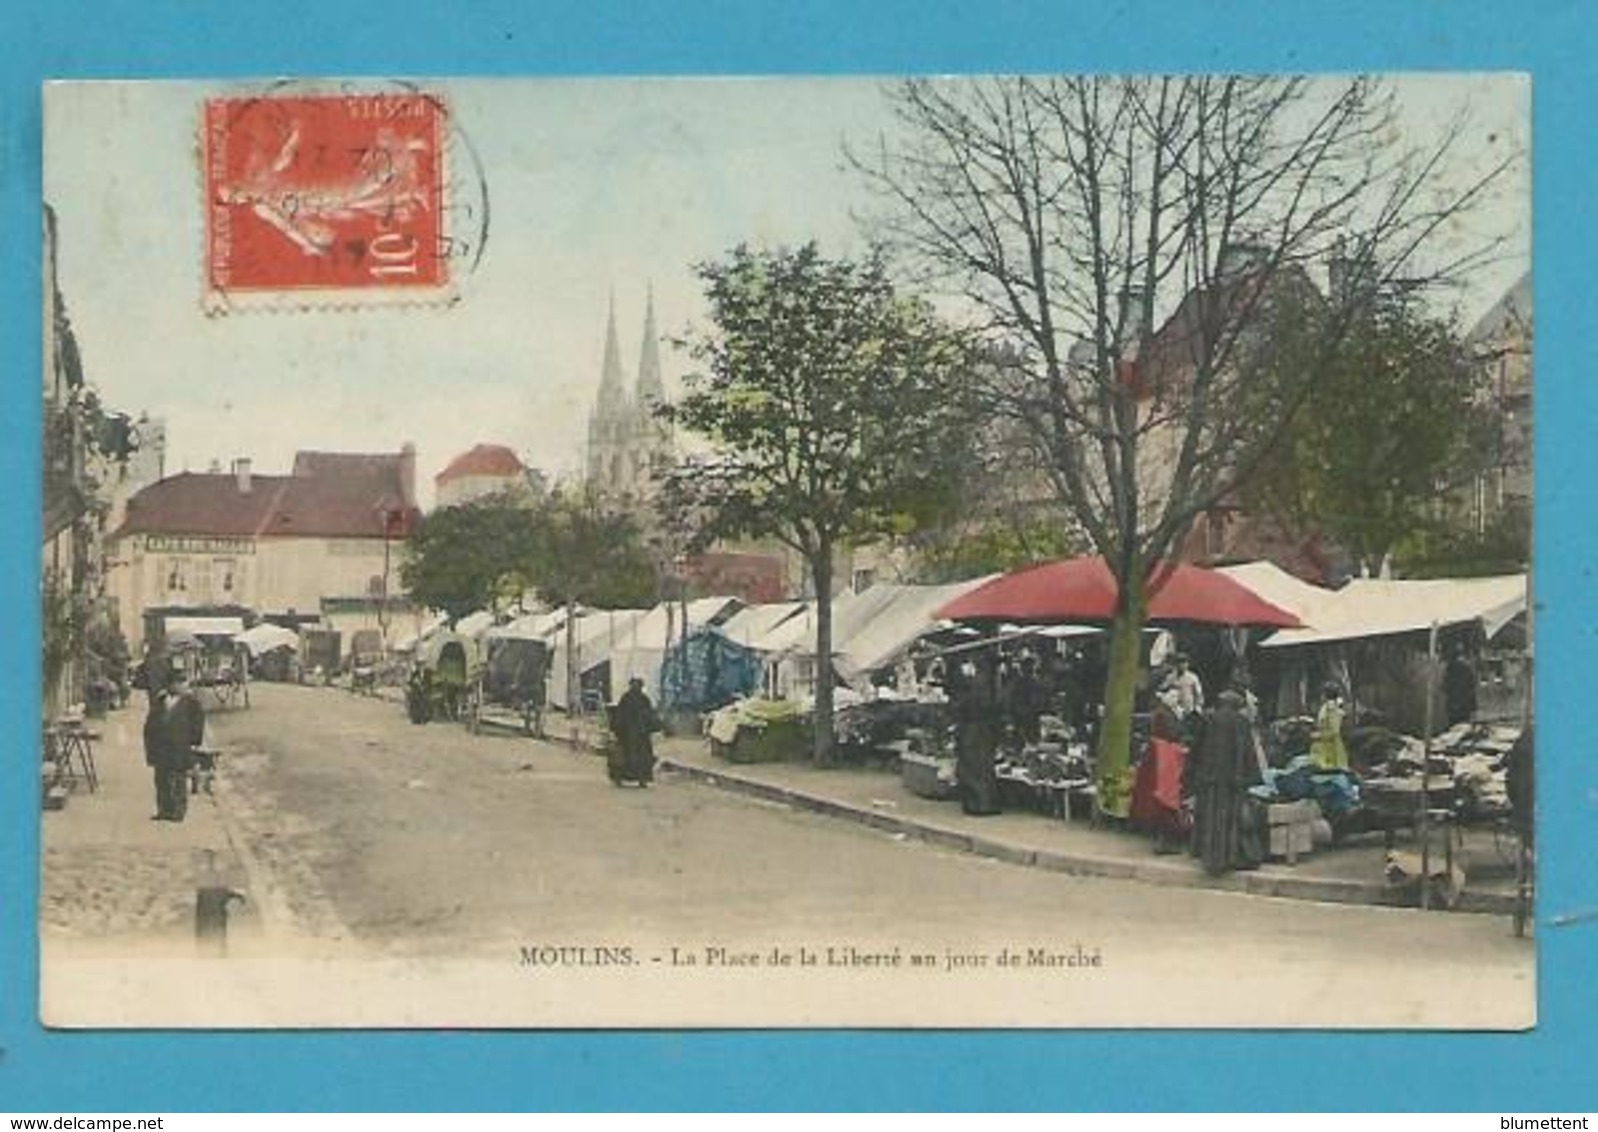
left=114, top=533, right=397, bottom=651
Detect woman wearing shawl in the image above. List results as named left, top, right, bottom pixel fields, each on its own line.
left=1192, top=687, right=1264, bottom=875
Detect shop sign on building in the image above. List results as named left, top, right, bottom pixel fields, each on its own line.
left=143, top=534, right=256, bottom=556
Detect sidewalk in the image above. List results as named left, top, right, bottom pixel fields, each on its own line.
left=40, top=704, right=264, bottom=953
left=540, top=715, right=1519, bottom=916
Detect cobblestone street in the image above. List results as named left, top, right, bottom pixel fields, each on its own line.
left=40, top=707, right=261, bottom=955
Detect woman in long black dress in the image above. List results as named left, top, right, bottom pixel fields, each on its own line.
left=954, top=653, right=1002, bottom=816
left=609, top=677, right=662, bottom=787
left=1191, top=688, right=1263, bottom=874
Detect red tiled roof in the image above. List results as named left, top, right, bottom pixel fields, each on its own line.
left=115, top=451, right=420, bottom=542
left=435, top=443, right=525, bottom=484
left=116, top=473, right=285, bottom=538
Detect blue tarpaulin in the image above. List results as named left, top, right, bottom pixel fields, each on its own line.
left=660, top=627, right=763, bottom=713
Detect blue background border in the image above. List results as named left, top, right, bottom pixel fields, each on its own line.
left=3, top=0, right=1594, bottom=1111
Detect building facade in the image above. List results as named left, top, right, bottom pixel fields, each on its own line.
left=1464, top=271, right=1532, bottom=535
left=108, top=447, right=421, bottom=652
left=435, top=442, right=537, bottom=508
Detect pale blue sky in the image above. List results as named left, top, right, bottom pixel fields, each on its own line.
left=44, top=75, right=1528, bottom=507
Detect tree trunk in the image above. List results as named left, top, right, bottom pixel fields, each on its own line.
left=811, top=545, right=836, bottom=766
left=1095, top=570, right=1147, bottom=819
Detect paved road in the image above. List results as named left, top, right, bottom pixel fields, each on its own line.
left=202, top=683, right=1535, bottom=1027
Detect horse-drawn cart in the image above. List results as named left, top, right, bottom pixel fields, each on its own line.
left=405, top=631, right=477, bottom=724
left=468, top=632, right=552, bottom=737
left=165, top=622, right=251, bottom=710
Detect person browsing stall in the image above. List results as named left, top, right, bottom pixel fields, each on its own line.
left=1163, top=653, right=1205, bottom=719
left=1309, top=681, right=1351, bottom=772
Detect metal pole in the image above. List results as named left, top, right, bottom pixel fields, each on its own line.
left=566, top=596, right=579, bottom=749
left=1420, top=622, right=1438, bottom=910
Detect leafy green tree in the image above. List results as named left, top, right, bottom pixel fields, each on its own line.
left=913, top=517, right=1085, bottom=584
left=399, top=494, right=542, bottom=622
left=1243, top=301, right=1498, bottom=575
left=1399, top=502, right=1531, bottom=578
left=400, top=489, right=659, bottom=624
left=531, top=487, right=660, bottom=610
left=662, top=242, right=973, bottom=763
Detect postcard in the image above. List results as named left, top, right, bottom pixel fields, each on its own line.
left=39, top=75, right=1532, bottom=1028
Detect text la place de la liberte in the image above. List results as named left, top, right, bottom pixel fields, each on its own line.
left=517, top=943, right=1105, bottom=972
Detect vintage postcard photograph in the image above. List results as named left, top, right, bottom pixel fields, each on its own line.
left=39, top=75, right=1532, bottom=1029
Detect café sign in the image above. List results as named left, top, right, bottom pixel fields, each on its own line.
left=143, top=534, right=256, bottom=555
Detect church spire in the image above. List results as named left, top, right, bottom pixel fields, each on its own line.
left=636, top=284, right=664, bottom=405
left=597, top=289, right=628, bottom=412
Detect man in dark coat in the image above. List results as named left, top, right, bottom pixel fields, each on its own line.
left=1007, top=655, right=1049, bottom=746
left=1506, top=723, right=1534, bottom=846
left=1444, top=648, right=1478, bottom=727
left=609, top=677, right=662, bottom=787
left=151, top=672, right=205, bottom=821
left=1191, top=688, right=1263, bottom=875
left=142, top=684, right=168, bottom=819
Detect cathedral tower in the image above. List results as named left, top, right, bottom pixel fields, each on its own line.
left=585, top=289, right=674, bottom=502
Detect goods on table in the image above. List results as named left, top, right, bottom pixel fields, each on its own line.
left=707, top=698, right=811, bottom=764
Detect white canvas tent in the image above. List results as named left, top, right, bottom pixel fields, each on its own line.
left=747, top=602, right=819, bottom=657
left=828, top=578, right=998, bottom=686
left=453, top=610, right=498, bottom=641
left=487, top=608, right=569, bottom=642
left=1217, top=561, right=1335, bottom=627
left=391, top=613, right=450, bottom=654
left=165, top=616, right=246, bottom=639
left=1261, top=574, right=1528, bottom=649
left=764, top=578, right=997, bottom=694
left=608, top=596, right=744, bottom=700
left=233, top=623, right=299, bottom=658
left=546, top=607, right=651, bottom=710
left=717, top=601, right=807, bottom=649
left=760, top=588, right=895, bottom=697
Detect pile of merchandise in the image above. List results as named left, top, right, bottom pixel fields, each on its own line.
left=706, top=697, right=811, bottom=764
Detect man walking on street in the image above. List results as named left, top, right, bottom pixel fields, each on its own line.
left=143, top=681, right=168, bottom=820
left=152, top=672, right=205, bottom=821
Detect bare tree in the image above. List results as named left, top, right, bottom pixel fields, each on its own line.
left=855, top=76, right=1518, bottom=815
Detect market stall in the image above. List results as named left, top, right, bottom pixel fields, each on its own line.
left=166, top=618, right=250, bottom=709
left=233, top=623, right=300, bottom=683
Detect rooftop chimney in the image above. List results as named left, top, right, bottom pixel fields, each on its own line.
left=398, top=441, right=417, bottom=508
left=1123, top=284, right=1151, bottom=344
left=233, top=457, right=252, bottom=494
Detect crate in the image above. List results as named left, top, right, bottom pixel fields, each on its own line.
left=1266, top=800, right=1319, bottom=864
left=900, top=750, right=958, bottom=800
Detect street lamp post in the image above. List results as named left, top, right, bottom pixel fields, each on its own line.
left=377, top=504, right=404, bottom=647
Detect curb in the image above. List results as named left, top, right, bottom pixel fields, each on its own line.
left=657, top=755, right=1518, bottom=917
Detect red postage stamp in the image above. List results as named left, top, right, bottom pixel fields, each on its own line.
left=204, top=91, right=450, bottom=301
